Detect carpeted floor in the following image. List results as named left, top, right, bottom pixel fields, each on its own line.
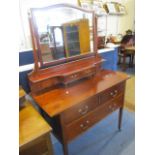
left=51, top=110, right=135, bottom=155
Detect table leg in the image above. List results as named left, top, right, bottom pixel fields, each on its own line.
left=60, top=115, right=69, bottom=155
left=122, top=53, right=126, bottom=71
left=131, top=53, right=135, bottom=67
left=62, top=142, right=69, bottom=155
left=118, top=107, right=123, bottom=131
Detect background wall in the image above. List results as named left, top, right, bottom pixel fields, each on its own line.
left=118, top=0, right=135, bottom=34
left=19, top=0, right=135, bottom=51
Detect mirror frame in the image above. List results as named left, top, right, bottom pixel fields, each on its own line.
left=29, top=3, right=98, bottom=70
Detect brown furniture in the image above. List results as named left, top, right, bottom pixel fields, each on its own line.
left=19, top=101, right=54, bottom=155
left=31, top=70, right=128, bottom=155
left=118, top=46, right=135, bottom=71
left=28, top=4, right=128, bottom=155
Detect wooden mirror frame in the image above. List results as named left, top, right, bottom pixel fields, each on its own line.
left=28, top=3, right=98, bottom=71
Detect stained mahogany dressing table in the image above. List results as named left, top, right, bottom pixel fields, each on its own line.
left=28, top=4, right=129, bottom=155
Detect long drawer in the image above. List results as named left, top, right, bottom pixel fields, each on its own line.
left=63, top=95, right=99, bottom=124
left=65, top=95, right=124, bottom=141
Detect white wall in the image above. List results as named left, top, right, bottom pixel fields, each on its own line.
left=19, top=0, right=135, bottom=51
left=98, top=0, right=135, bottom=36
left=118, top=0, right=135, bottom=34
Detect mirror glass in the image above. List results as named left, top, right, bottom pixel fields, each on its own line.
left=31, top=5, right=95, bottom=65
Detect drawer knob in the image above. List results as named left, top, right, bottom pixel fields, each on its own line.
left=114, top=90, right=118, bottom=93
left=110, top=92, right=114, bottom=96
left=71, top=74, right=77, bottom=78
left=80, top=120, right=90, bottom=130
left=80, top=123, right=87, bottom=130
left=78, top=105, right=89, bottom=115
left=80, top=124, right=84, bottom=128
left=110, top=90, right=118, bottom=97
left=109, top=105, right=112, bottom=109
left=86, top=120, right=90, bottom=124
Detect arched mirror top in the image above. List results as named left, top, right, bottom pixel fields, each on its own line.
left=29, top=3, right=97, bottom=69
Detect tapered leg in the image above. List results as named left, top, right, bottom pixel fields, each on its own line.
left=62, top=142, right=69, bottom=155
left=118, top=107, right=123, bottom=131
left=60, top=115, right=69, bottom=155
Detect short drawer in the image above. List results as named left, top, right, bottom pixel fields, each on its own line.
left=61, top=67, right=96, bottom=85
left=65, top=95, right=124, bottom=141
left=63, top=95, right=99, bottom=124
left=80, top=67, right=96, bottom=77
left=99, top=82, right=125, bottom=105
left=62, top=73, right=80, bottom=84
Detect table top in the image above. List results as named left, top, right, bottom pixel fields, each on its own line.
left=32, top=70, right=129, bottom=117
left=19, top=101, right=51, bottom=148
left=125, top=46, right=135, bottom=51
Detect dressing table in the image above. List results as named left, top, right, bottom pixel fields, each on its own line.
left=28, top=4, right=129, bottom=155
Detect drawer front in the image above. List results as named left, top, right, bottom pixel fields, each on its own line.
left=80, top=67, right=96, bottom=77
left=65, top=95, right=124, bottom=141
left=63, top=95, right=99, bottom=124
left=61, top=67, right=96, bottom=85
left=30, top=78, right=59, bottom=94
left=99, top=82, right=125, bottom=105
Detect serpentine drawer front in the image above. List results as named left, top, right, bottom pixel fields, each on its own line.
left=61, top=67, right=96, bottom=85
left=65, top=95, right=124, bottom=141
left=99, top=82, right=125, bottom=105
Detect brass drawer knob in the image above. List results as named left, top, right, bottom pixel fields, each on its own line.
left=80, top=124, right=84, bottom=128
left=78, top=105, right=89, bottom=115
left=110, top=92, right=114, bottom=96
left=114, top=90, right=118, bottom=93
left=71, top=74, right=77, bottom=78
left=86, top=120, right=90, bottom=124
left=110, top=90, right=118, bottom=97
left=80, top=120, right=90, bottom=130
left=109, top=105, right=112, bottom=109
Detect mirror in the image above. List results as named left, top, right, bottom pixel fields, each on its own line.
left=30, top=4, right=96, bottom=67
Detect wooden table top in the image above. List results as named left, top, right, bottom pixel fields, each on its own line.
left=32, top=70, right=129, bottom=117
left=125, top=46, right=135, bottom=51
left=19, top=101, right=51, bottom=148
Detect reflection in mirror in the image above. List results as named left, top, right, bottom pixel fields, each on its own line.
left=31, top=5, right=95, bottom=66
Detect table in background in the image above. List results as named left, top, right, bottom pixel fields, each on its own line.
left=19, top=101, right=54, bottom=155
left=121, top=46, right=135, bottom=71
